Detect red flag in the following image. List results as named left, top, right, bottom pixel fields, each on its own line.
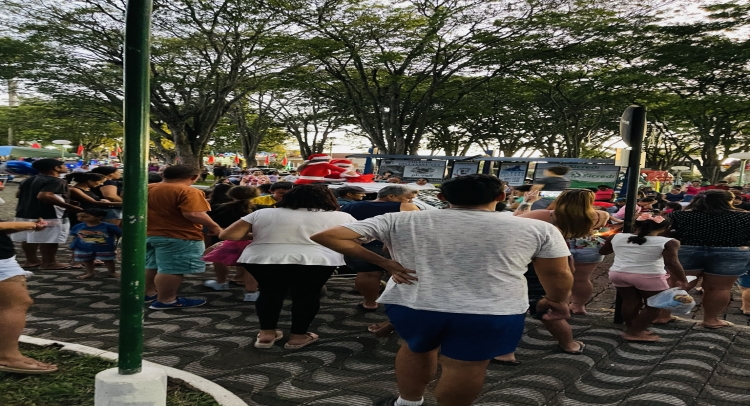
left=234, top=155, right=240, bottom=164
left=116, top=145, right=123, bottom=154
left=207, top=155, right=215, bottom=164
left=264, top=155, right=270, bottom=165
left=76, top=144, right=84, bottom=156
left=31, top=142, right=41, bottom=149
left=281, top=155, right=288, bottom=166
left=110, top=148, right=117, bottom=158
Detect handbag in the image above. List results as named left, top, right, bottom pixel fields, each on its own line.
left=202, top=240, right=251, bottom=266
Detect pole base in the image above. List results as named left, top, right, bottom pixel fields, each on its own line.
left=95, top=366, right=167, bottom=406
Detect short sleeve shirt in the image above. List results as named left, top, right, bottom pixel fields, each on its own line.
left=69, top=222, right=122, bottom=252
left=667, top=210, right=750, bottom=247
left=534, top=177, right=570, bottom=191
left=147, top=183, right=211, bottom=240
left=16, top=175, right=69, bottom=219
left=342, top=210, right=571, bottom=315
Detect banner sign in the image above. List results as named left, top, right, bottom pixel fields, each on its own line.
left=378, top=159, right=447, bottom=182
left=451, top=162, right=480, bottom=178
left=534, top=163, right=619, bottom=188
left=498, top=163, right=529, bottom=186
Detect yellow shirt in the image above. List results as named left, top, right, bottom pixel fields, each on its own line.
left=251, top=195, right=278, bottom=207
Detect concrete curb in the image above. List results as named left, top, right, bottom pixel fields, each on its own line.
left=20, top=335, right=249, bottom=406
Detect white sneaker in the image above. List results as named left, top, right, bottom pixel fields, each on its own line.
left=203, top=280, right=230, bottom=291
left=244, top=291, right=260, bottom=302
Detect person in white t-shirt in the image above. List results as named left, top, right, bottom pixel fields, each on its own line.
left=599, top=213, right=688, bottom=343
left=220, top=185, right=355, bottom=350
left=312, top=174, right=573, bottom=406
left=406, top=178, right=436, bottom=189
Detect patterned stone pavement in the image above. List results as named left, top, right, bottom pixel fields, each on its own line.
left=17, top=257, right=750, bottom=406
left=2, top=182, right=750, bottom=405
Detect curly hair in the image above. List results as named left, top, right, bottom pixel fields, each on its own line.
left=276, top=184, right=338, bottom=211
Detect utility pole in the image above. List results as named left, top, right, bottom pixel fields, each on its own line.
left=8, top=80, right=18, bottom=145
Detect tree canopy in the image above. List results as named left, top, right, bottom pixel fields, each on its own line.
left=0, top=0, right=748, bottom=181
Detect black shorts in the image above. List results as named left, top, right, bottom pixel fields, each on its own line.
left=345, top=244, right=390, bottom=273
left=525, top=263, right=547, bottom=320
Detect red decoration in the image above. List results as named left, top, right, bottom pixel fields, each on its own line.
left=31, top=143, right=41, bottom=149
left=264, top=155, right=270, bottom=165
left=76, top=144, right=84, bottom=156
left=207, top=155, right=215, bottom=164
left=234, top=155, right=240, bottom=164
left=281, top=156, right=288, bottom=166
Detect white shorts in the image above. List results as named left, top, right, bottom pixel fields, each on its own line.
left=10, top=218, right=70, bottom=244
left=0, top=256, right=32, bottom=282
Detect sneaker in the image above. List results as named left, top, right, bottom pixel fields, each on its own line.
left=144, top=294, right=157, bottom=304
left=149, top=297, right=206, bottom=310
left=243, top=292, right=260, bottom=302
left=203, top=280, right=230, bottom=291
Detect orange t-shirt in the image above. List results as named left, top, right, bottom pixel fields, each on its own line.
left=147, top=182, right=210, bottom=240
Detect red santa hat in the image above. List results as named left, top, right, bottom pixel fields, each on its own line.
left=307, top=153, right=331, bottom=161
left=330, top=158, right=353, bottom=168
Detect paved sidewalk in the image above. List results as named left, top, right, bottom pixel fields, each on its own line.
left=1, top=183, right=750, bottom=405
left=17, top=258, right=750, bottom=406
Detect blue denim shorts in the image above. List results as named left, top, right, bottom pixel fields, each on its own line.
left=678, top=246, right=750, bottom=276
left=569, top=247, right=605, bottom=264
left=384, top=304, right=525, bottom=361
left=737, top=273, right=750, bottom=288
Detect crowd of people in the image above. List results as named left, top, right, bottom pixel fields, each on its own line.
left=1, top=158, right=749, bottom=406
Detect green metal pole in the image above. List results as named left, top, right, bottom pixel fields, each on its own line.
left=119, top=0, right=152, bottom=375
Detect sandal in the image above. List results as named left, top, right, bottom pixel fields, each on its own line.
left=703, top=321, right=735, bottom=329
left=0, top=361, right=58, bottom=375
left=284, top=333, right=319, bottom=350
left=254, top=330, right=283, bottom=349
left=560, top=340, right=586, bottom=354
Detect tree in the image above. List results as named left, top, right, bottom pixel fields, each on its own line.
left=3, top=0, right=289, bottom=166
left=0, top=98, right=122, bottom=159
left=640, top=2, right=750, bottom=181
left=269, top=0, right=578, bottom=155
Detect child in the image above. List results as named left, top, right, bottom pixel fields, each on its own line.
left=600, top=213, right=688, bottom=342
left=69, top=208, right=122, bottom=279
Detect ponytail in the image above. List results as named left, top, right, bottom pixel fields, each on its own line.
left=627, top=216, right=672, bottom=245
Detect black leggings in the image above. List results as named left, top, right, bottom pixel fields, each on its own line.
left=244, top=264, right=335, bottom=334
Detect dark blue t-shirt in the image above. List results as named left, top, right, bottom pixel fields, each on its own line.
left=69, top=222, right=122, bottom=252
left=341, top=201, right=402, bottom=247
left=341, top=201, right=402, bottom=220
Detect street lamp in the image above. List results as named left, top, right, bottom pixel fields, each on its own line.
left=670, top=166, right=691, bottom=187
left=729, top=152, right=750, bottom=186
left=52, top=139, right=72, bottom=159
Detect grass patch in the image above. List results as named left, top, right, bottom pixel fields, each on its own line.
left=0, top=344, right=220, bottom=406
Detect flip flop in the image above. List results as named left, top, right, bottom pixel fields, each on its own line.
left=653, top=316, right=679, bottom=325
left=357, top=303, right=378, bottom=313
left=254, top=330, right=283, bottom=349
left=284, top=333, right=319, bottom=350
left=560, top=340, right=586, bottom=354
left=0, top=363, right=58, bottom=375
left=703, top=321, right=735, bottom=329
left=622, top=333, right=660, bottom=342
left=39, top=265, right=77, bottom=270
left=368, top=322, right=395, bottom=338
left=492, top=359, right=521, bottom=366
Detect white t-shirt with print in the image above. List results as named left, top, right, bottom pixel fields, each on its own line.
left=342, top=209, right=571, bottom=315
left=238, top=208, right=356, bottom=266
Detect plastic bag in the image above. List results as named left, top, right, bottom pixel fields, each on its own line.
left=202, top=240, right=251, bottom=266
left=646, top=287, right=695, bottom=314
